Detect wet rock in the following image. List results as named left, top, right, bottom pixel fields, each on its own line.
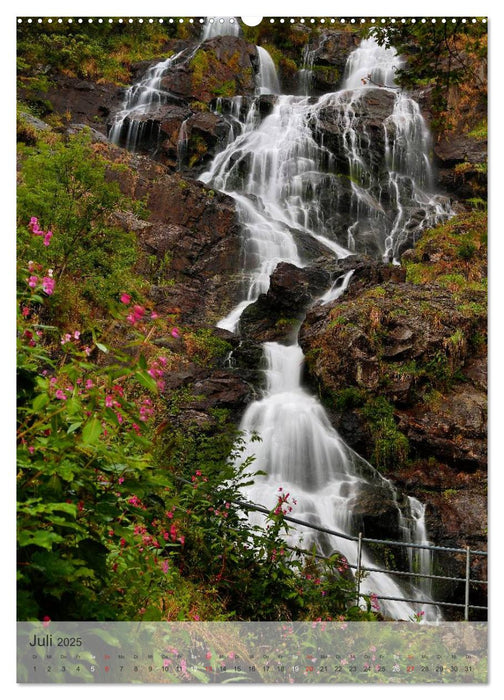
left=348, top=483, right=403, bottom=541
left=240, top=263, right=331, bottom=343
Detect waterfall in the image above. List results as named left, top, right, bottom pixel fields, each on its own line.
left=237, top=280, right=437, bottom=621
left=298, top=44, right=316, bottom=96
left=256, top=46, right=281, bottom=95
left=202, top=17, right=240, bottom=41
left=109, top=30, right=450, bottom=620
left=342, top=36, right=402, bottom=89
left=109, top=51, right=186, bottom=150
left=199, top=36, right=447, bottom=619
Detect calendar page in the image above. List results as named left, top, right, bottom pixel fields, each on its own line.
left=16, top=14, right=488, bottom=684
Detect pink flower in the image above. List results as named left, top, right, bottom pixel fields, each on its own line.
left=170, top=327, right=180, bottom=339
left=43, top=231, right=53, bottom=246
left=161, top=560, right=169, bottom=574
left=120, top=293, right=131, bottom=305
left=83, top=346, right=92, bottom=356
left=370, top=593, right=380, bottom=611
left=73, top=330, right=80, bottom=339
left=28, top=275, right=38, bottom=288
left=42, top=277, right=55, bottom=295
left=85, top=379, right=94, bottom=389
left=42, top=615, right=51, bottom=628
left=55, top=389, right=67, bottom=400
left=61, top=333, right=72, bottom=345
left=22, top=307, right=30, bottom=317
left=150, top=311, right=159, bottom=319
left=105, top=395, right=113, bottom=408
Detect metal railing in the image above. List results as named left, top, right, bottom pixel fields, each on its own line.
left=174, top=476, right=488, bottom=620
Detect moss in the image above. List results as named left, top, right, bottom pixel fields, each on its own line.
left=361, top=397, right=409, bottom=471
left=312, top=64, right=340, bottom=84
left=468, top=119, right=487, bottom=141
left=188, top=133, right=208, bottom=168
left=189, top=49, right=210, bottom=90
left=212, top=80, right=237, bottom=97
left=190, top=100, right=209, bottom=113
left=275, top=317, right=299, bottom=329
left=184, top=328, right=232, bottom=366
left=329, top=387, right=367, bottom=411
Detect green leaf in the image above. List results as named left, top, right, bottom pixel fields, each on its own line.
left=67, top=422, right=82, bottom=434
left=32, top=393, right=50, bottom=411
left=18, top=530, right=64, bottom=550
left=95, top=342, right=108, bottom=353
left=81, top=417, right=102, bottom=445
left=135, top=370, right=158, bottom=392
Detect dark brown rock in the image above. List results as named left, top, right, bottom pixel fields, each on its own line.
left=161, top=36, right=258, bottom=103
left=104, top=145, right=243, bottom=324
left=18, top=76, right=120, bottom=134
left=240, top=263, right=331, bottom=343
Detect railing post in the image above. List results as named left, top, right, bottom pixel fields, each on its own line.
left=464, top=546, right=471, bottom=621
left=356, top=532, right=363, bottom=607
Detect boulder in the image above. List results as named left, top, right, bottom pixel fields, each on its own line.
left=161, top=36, right=258, bottom=103
left=240, top=263, right=331, bottom=342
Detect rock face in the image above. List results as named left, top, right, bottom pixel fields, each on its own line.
left=104, top=145, right=242, bottom=326
left=161, top=37, right=258, bottom=102
left=18, top=76, right=120, bottom=134
left=240, top=262, right=331, bottom=343
left=298, top=31, right=360, bottom=95
left=300, top=273, right=486, bottom=469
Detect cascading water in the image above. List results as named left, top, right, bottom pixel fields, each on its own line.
left=202, top=16, right=240, bottom=40
left=298, top=44, right=316, bottom=96
left=199, top=35, right=446, bottom=619
left=342, top=36, right=402, bottom=89
left=109, top=50, right=186, bottom=150
left=256, top=46, right=281, bottom=95
left=109, top=28, right=449, bottom=619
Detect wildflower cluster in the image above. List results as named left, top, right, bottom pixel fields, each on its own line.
left=29, top=217, right=53, bottom=247
left=26, top=261, right=55, bottom=295
left=273, top=487, right=298, bottom=516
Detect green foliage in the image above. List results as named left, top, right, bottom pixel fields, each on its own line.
left=189, top=49, right=209, bottom=89
left=468, top=120, right=487, bottom=140
left=17, top=21, right=175, bottom=84
left=457, top=241, right=478, bottom=260
left=17, top=131, right=143, bottom=318
left=212, top=80, right=237, bottom=97
left=370, top=20, right=487, bottom=134
left=362, top=398, right=409, bottom=471
left=330, top=387, right=366, bottom=411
